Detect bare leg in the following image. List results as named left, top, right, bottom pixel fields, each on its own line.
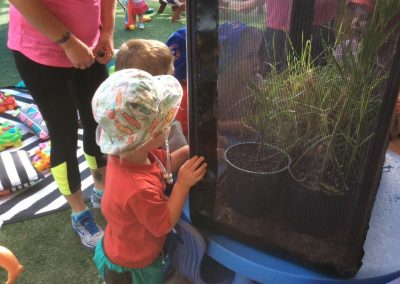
left=171, top=3, right=185, bottom=22
left=91, top=166, right=106, bottom=192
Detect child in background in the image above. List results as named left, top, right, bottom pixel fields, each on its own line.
left=166, top=27, right=188, bottom=137
left=168, top=0, right=185, bottom=22
left=115, top=39, right=187, bottom=150
left=115, top=39, right=174, bottom=75
left=217, top=22, right=264, bottom=163
left=334, top=0, right=373, bottom=61
left=336, top=0, right=400, bottom=138
left=92, top=69, right=207, bottom=283
left=126, top=0, right=149, bottom=30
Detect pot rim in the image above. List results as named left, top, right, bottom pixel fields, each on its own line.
left=288, top=164, right=349, bottom=195
left=224, top=142, right=290, bottom=175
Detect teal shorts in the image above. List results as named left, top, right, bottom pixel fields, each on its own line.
left=93, top=238, right=163, bottom=284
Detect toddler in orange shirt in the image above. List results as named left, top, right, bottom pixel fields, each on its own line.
left=92, top=69, right=207, bottom=283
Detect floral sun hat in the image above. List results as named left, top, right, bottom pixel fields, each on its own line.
left=92, top=68, right=183, bottom=155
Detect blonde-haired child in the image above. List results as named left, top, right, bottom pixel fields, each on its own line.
left=116, top=39, right=174, bottom=75
left=92, top=68, right=207, bottom=283
left=115, top=38, right=187, bottom=150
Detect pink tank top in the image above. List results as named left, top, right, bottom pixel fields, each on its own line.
left=8, top=0, right=101, bottom=67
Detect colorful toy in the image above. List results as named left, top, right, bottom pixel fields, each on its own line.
left=15, top=104, right=49, bottom=141
left=0, top=91, right=18, bottom=113
left=0, top=122, right=22, bottom=152
left=32, top=142, right=51, bottom=173
left=0, top=246, right=24, bottom=284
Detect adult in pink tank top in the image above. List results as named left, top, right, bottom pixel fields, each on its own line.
left=7, top=0, right=116, bottom=250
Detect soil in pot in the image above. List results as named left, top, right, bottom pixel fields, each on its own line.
left=282, top=162, right=353, bottom=237
left=225, top=142, right=289, bottom=218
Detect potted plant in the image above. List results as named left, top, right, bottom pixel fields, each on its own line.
left=223, top=62, right=291, bottom=219
left=279, top=0, right=399, bottom=236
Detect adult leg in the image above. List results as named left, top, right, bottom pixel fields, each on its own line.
left=13, top=51, right=103, bottom=249
left=73, top=62, right=108, bottom=202
left=311, top=20, right=336, bottom=66
left=12, top=51, right=85, bottom=211
left=171, top=4, right=185, bottom=22
left=158, top=0, right=167, bottom=14
left=261, top=28, right=288, bottom=75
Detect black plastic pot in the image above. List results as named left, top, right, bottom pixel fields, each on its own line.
left=224, top=142, right=289, bottom=218
left=281, top=167, right=352, bottom=237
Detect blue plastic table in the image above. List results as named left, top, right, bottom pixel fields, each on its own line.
left=186, top=150, right=400, bottom=284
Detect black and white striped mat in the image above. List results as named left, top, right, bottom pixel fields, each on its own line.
left=0, top=88, right=94, bottom=225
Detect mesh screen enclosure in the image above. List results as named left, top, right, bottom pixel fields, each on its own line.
left=187, top=0, right=400, bottom=277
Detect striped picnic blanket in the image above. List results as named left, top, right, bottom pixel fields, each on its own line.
left=0, top=88, right=94, bottom=225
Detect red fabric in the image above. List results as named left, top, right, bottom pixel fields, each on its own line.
left=175, top=80, right=188, bottom=135
left=348, top=0, right=374, bottom=12
left=130, top=0, right=149, bottom=15
left=102, top=149, right=172, bottom=268
left=266, top=0, right=337, bottom=31
left=126, top=0, right=149, bottom=26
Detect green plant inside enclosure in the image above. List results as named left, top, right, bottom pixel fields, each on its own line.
left=247, top=0, right=399, bottom=194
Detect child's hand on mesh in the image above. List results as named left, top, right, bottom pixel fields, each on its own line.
left=176, top=156, right=207, bottom=189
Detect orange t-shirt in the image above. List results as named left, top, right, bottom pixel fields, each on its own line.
left=175, top=80, right=188, bottom=135
left=102, top=150, right=172, bottom=268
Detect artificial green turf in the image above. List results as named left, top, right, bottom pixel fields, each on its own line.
left=0, top=0, right=20, bottom=87
left=0, top=209, right=107, bottom=284
left=0, top=1, right=184, bottom=283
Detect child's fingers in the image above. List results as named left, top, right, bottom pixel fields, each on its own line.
left=193, top=163, right=207, bottom=179
left=188, top=156, right=205, bottom=170
left=183, top=155, right=198, bottom=168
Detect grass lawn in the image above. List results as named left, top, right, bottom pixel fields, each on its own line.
left=0, top=1, right=184, bottom=283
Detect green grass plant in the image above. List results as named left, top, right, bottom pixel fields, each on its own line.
left=248, top=0, right=400, bottom=194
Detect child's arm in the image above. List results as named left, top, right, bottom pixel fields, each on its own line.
left=167, top=155, right=207, bottom=227
left=93, top=0, right=116, bottom=64
left=170, top=145, right=189, bottom=173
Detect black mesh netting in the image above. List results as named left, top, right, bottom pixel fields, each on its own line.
left=189, top=0, right=400, bottom=277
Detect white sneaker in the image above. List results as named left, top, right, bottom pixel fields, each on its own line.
left=71, top=210, right=103, bottom=250
left=139, top=23, right=144, bottom=29
left=91, top=188, right=103, bottom=209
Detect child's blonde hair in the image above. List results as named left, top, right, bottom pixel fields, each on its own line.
left=116, top=39, right=173, bottom=75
